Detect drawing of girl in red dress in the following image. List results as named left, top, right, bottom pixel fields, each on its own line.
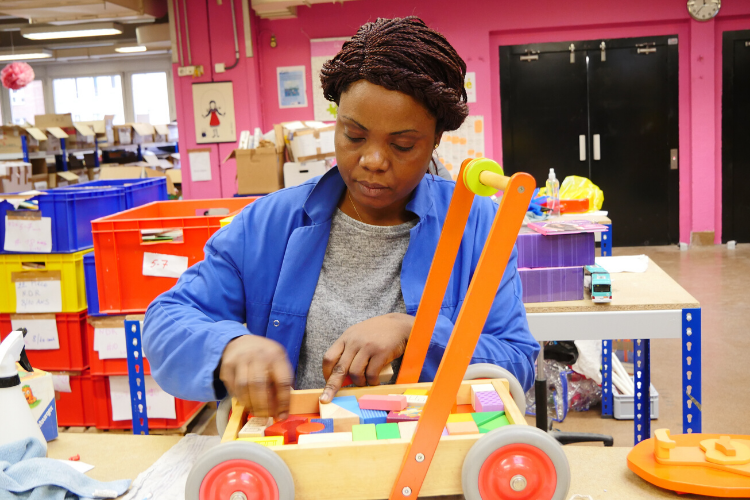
left=203, top=100, right=225, bottom=138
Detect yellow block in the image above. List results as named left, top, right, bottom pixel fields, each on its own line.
left=447, top=413, right=473, bottom=423
left=237, top=436, right=284, bottom=447
left=404, top=389, right=429, bottom=396
left=220, top=215, right=235, bottom=228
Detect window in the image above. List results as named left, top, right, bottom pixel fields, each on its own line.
left=53, top=75, right=125, bottom=124
left=9, top=80, right=45, bottom=126
left=132, top=72, right=170, bottom=124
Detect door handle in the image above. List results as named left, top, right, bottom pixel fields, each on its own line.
left=579, top=135, right=586, bottom=161
left=593, top=134, right=601, bottom=161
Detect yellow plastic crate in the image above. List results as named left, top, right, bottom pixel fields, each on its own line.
left=0, top=249, right=92, bottom=313
left=220, top=215, right=235, bottom=228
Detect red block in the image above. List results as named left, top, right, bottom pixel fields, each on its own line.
left=358, top=395, right=407, bottom=411
left=296, top=422, right=325, bottom=436
left=264, top=416, right=307, bottom=444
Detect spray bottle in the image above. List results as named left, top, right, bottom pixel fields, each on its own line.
left=0, top=328, right=47, bottom=453
left=546, top=168, right=561, bottom=216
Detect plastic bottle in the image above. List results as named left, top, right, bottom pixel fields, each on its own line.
left=0, top=329, right=47, bottom=453
left=546, top=168, right=561, bottom=216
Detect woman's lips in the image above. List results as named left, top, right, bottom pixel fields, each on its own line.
left=357, top=180, right=389, bottom=197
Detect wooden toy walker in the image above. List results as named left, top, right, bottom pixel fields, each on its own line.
left=186, top=159, right=571, bottom=500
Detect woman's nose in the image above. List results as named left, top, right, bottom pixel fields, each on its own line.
left=359, top=145, right=388, bottom=172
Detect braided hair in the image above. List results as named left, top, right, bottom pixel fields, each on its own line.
left=320, top=17, right=469, bottom=132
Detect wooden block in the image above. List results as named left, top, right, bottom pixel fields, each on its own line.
left=476, top=391, right=504, bottom=413
left=446, top=420, right=479, bottom=436
left=296, top=422, right=326, bottom=436
left=387, top=406, right=422, bottom=423
left=478, top=414, right=509, bottom=433
left=397, top=421, right=418, bottom=441
left=237, top=435, right=284, bottom=447
left=470, top=384, right=495, bottom=408
left=403, top=389, right=429, bottom=396
left=447, top=413, right=473, bottom=423
left=264, top=416, right=307, bottom=444
left=376, top=423, right=401, bottom=440
left=310, top=418, right=333, bottom=434
left=455, top=404, right=474, bottom=414
left=360, top=408, right=388, bottom=425
left=352, top=424, right=378, bottom=442
left=319, top=401, right=360, bottom=432
left=332, top=396, right=363, bottom=419
left=358, top=394, right=407, bottom=411
left=238, top=416, right=274, bottom=438
left=471, top=412, right=505, bottom=427
left=441, top=427, right=449, bottom=436
left=297, top=432, right=353, bottom=445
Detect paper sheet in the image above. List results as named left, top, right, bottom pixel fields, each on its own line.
left=188, top=150, right=211, bottom=182
left=94, top=327, right=127, bottom=359
left=310, top=37, right=348, bottom=121
left=465, top=72, right=477, bottom=103
left=121, top=435, right=220, bottom=500
left=15, top=280, right=63, bottom=313
left=55, top=459, right=94, bottom=474
left=142, top=252, right=189, bottom=278
left=595, top=255, right=649, bottom=273
left=11, top=317, right=59, bottom=350
left=4, top=216, right=52, bottom=253
left=435, top=115, right=485, bottom=181
left=52, top=374, right=72, bottom=393
left=109, top=376, right=176, bottom=421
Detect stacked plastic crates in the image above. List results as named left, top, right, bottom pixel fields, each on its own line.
left=0, top=178, right=167, bottom=429
left=87, top=197, right=257, bottom=430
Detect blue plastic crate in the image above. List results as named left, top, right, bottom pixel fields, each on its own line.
left=0, top=187, right=126, bottom=254
left=83, top=252, right=105, bottom=316
left=65, top=178, right=168, bottom=209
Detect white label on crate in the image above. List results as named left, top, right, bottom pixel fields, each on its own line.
left=10, top=318, right=59, bottom=350
left=4, top=216, right=52, bottom=253
left=93, top=327, right=127, bottom=359
left=109, top=376, right=176, bottom=421
left=142, top=252, right=189, bottom=279
left=15, top=281, right=63, bottom=314
left=52, top=374, right=72, bottom=393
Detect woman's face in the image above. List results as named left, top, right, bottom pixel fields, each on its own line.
left=335, top=80, right=439, bottom=217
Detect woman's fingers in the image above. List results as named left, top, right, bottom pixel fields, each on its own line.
left=365, top=355, right=389, bottom=386
left=348, top=349, right=371, bottom=387
left=248, top=362, right=270, bottom=417
left=320, top=344, right=357, bottom=404
left=322, top=338, right=346, bottom=381
left=269, top=357, right=294, bottom=421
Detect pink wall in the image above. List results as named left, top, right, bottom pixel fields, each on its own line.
left=176, top=0, right=750, bottom=243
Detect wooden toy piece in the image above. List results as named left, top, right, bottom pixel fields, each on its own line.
left=309, top=418, right=333, bottom=433
left=454, top=404, right=473, bottom=414
left=403, top=395, right=427, bottom=407
left=441, top=427, right=449, bottom=436
left=387, top=406, right=422, bottom=423
left=654, top=428, right=677, bottom=460
left=297, top=432, right=353, bottom=446
left=477, top=414, right=510, bottom=433
left=319, top=400, right=360, bottom=432
left=403, top=389, right=429, bottom=396
left=296, top=422, right=326, bottom=436
left=352, top=424, right=378, bottom=442
left=264, top=416, right=307, bottom=444
left=471, top=411, right=505, bottom=428
left=716, top=436, right=738, bottom=457
left=376, top=423, right=401, bottom=440
left=446, top=420, right=480, bottom=436
left=238, top=416, right=274, bottom=438
left=237, top=435, right=284, bottom=447
left=332, top=395, right=363, bottom=420
left=360, top=408, right=388, bottom=425
left=470, top=383, right=495, bottom=409
left=700, top=437, right=750, bottom=466
left=358, top=394, right=407, bottom=411
left=447, top=413, right=473, bottom=423
left=398, top=421, right=418, bottom=441
left=475, top=390, right=505, bottom=412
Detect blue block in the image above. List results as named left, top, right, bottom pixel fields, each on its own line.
left=360, top=408, right=387, bottom=425
left=332, top=396, right=362, bottom=418
left=310, top=418, right=333, bottom=434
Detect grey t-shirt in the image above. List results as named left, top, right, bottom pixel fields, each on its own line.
left=295, top=208, right=417, bottom=390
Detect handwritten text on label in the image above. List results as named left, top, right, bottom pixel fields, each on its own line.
left=4, top=216, right=53, bottom=253
left=142, top=252, right=189, bottom=279
left=10, top=318, right=59, bottom=350
left=15, top=280, right=63, bottom=313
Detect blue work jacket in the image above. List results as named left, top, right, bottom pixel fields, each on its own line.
left=143, top=167, right=539, bottom=402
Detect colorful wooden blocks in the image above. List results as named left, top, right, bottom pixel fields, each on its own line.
left=475, top=391, right=504, bottom=413
left=352, top=424, right=378, bottom=442
left=296, top=422, right=326, bottom=436
left=471, top=412, right=509, bottom=433
left=398, top=421, right=418, bottom=440
left=387, top=406, right=423, bottom=423
left=376, top=423, right=401, bottom=440
left=238, top=416, right=274, bottom=438
left=237, top=435, right=285, bottom=447
left=320, top=399, right=360, bottom=432
left=297, top=432, right=353, bottom=445
left=360, top=408, right=388, bottom=425
left=404, top=395, right=428, bottom=407
left=403, top=389, right=429, bottom=396
left=446, top=420, right=479, bottom=435
left=358, top=394, right=407, bottom=411
left=447, top=413, right=473, bottom=423
left=470, top=384, right=496, bottom=409
left=310, top=418, right=333, bottom=433
left=264, top=416, right=307, bottom=444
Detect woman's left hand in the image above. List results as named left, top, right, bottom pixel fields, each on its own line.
left=319, top=312, right=415, bottom=403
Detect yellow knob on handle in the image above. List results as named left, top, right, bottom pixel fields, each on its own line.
left=462, top=158, right=507, bottom=197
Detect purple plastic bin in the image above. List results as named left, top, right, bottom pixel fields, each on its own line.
left=519, top=266, right=584, bottom=303
left=516, top=228, right=595, bottom=269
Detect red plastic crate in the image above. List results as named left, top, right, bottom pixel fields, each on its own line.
left=91, top=375, right=203, bottom=430
left=86, top=315, right=151, bottom=376
left=91, top=198, right=256, bottom=314
left=54, top=370, right=96, bottom=427
left=0, top=310, right=88, bottom=371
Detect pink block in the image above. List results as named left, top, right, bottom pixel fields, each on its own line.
left=442, top=427, right=449, bottom=436
left=358, top=395, right=407, bottom=411
left=476, top=391, right=504, bottom=413
left=386, top=407, right=422, bottom=423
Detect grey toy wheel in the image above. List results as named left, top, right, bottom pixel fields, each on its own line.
left=185, top=441, right=294, bottom=500
left=462, top=425, right=570, bottom=500
left=215, top=397, right=232, bottom=437
left=464, top=363, right=527, bottom=414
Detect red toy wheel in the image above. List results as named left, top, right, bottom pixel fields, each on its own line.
left=200, top=459, right=279, bottom=500
left=478, top=444, right=556, bottom=499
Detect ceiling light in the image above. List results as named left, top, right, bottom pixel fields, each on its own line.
left=21, top=22, right=123, bottom=40
left=115, top=45, right=147, bottom=53
left=0, top=49, right=53, bottom=61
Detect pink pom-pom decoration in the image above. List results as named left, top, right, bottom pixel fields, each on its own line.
left=1, top=62, right=35, bottom=90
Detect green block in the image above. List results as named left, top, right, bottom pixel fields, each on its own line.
left=352, top=424, right=377, bottom=442
left=376, top=423, right=401, bottom=440
left=471, top=411, right=505, bottom=427
left=479, top=414, right=510, bottom=433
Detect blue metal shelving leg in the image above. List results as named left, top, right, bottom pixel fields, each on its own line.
left=21, top=135, right=29, bottom=162
left=94, top=136, right=100, bottom=168
left=61, top=138, right=68, bottom=171
left=601, top=339, right=613, bottom=417
left=137, top=144, right=143, bottom=161
left=683, top=308, right=702, bottom=434
left=601, top=224, right=613, bottom=256
left=634, top=339, right=651, bottom=445
left=124, top=319, right=149, bottom=435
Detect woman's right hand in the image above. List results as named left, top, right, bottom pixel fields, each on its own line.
left=219, top=335, right=294, bottom=421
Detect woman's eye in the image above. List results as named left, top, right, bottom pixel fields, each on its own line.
left=344, top=134, right=364, bottom=143
left=393, top=144, right=414, bottom=152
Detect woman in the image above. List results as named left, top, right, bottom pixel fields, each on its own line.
left=143, top=17, right=538, bottom=421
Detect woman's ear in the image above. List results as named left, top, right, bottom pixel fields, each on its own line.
left=434, top=130, right=443, bottom=150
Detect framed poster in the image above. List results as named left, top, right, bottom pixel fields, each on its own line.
left=277, top=65, right=307, bottom=109
left=311, top=37, right=348, bottom=121
left=192, top=82, right=237, bottom=144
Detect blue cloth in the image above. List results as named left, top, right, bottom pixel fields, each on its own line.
left=0, top=438, right=130, bottom=500
left=143, top=167, right=540, bottom=401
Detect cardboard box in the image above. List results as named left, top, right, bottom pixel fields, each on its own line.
left=24, top=127, right=48, bottom=153
left=131, top=123, right=155, bottom=145
left=48, top=170, right=82, bottom=188
left=114, top=124, right=132, bottom=145
left=282, top=121, right=335, bottom=162
left=0, top=126, right=25, bottom=156
left=99, top=164, right=177, bottom=196
left=18, top=365, right=59, bottom=442
left=153, top=124, right=169, bottom=143
left=283, top=160, right=327, bottom=188
left=225, top=141, right=284, bottom=195
left=70, top=123, right=96, bottom=150
left=44, top=127, right=69, bottom=155
left=34, top=113, right=74, bottom=130
left=0, top=161, right=32, bottom=193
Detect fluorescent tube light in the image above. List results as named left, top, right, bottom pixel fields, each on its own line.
left=115, top=45, right=147, bottom=53
left=0, top=49, right=53, bottom=61
left=21, top=22, right=123, bottom=40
